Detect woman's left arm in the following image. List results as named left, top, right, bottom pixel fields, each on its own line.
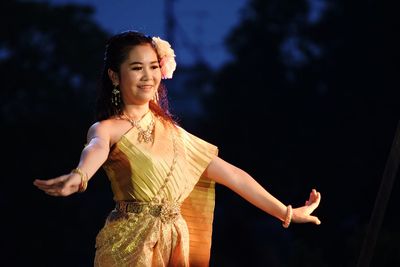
left=203, top=156, right=321, bottom=225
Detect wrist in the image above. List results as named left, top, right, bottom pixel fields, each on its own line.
left=282, top=205, right=292, bottom=228
left=71, top=167, right=88, bottom=193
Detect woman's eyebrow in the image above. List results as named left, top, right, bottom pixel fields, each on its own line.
left=129, top=61, right=159, bottom=66
left=129, top=61, right=142, bottom=65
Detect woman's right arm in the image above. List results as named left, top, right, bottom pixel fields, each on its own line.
left=33, top=122, right=111, bottom=197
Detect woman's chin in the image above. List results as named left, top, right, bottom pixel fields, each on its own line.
left=131, top=95, right=154, bottom=105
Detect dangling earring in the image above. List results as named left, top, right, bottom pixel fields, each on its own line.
left=111, top=84, right=121, bottom=107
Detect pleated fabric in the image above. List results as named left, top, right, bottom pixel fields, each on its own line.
left=94, top=112, right=218, bottom=267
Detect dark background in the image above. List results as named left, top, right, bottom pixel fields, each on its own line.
left=1, top=0, right=399, bottom=266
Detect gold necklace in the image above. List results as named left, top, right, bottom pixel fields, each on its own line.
left=121, top=110, right=155, bottom=143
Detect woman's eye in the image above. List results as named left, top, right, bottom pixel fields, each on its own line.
left=151, top=65, right=160, bottom=69
left=131, top=67, right=142, bottom=71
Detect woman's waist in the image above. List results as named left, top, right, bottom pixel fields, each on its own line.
left=115, top=199, right=182, bottom=223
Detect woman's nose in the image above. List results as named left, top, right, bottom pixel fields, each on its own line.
left=141, top=67, right=151, bottom=80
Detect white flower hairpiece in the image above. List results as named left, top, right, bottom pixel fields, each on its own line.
left=152, top=36, right=177, bottom=79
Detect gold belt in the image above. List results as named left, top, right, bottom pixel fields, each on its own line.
left=116, top=200, right=181, bottom=224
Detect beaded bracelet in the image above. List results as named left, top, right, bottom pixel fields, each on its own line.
left=282, top=205, right=293, bottom=228
left=71, top=167, right=88, bottom=193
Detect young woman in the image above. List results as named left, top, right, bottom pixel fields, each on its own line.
left=34, top=31, right=321, bottom=267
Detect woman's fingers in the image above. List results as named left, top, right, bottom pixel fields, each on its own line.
left=34, top=174, right=75, bottom=196
left=308, top=189, right=318, bottom=202
left=34, top=176, right=68, bottom=186
left=34, top=175, right=71, bottom=191
left=298, top=190, right=321, bottom=218
left=294, top=208, right=321, bottom=224
left=43, top=185, right=74, bottom=197
left=309, top=215, right=321, bottom=225
left=306, top=190, right=321, bottom=206
left=34, top=181, right=63, bottom=191
left=307, top=196, right=321, bottom=214
left=305, top=191, right=321, bottom=222
left=293, top=189, right=322, bottom=225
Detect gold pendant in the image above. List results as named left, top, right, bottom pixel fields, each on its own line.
left=120, top=111, right=155, bottom=144
left=136, top=119, right=155, bottom=143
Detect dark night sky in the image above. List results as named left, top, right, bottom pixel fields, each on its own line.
left=43, top=0, right=249, bottom=69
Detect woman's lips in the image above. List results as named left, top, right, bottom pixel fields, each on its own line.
left=138, top=85, right=153, bottom=90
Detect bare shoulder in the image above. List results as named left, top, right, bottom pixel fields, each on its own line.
left=87, top=120, right=113, bottom=137
left=87, top=118, right=132, bottom=147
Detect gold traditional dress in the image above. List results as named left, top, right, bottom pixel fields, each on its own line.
left=94, top=112, right=218, bottom=267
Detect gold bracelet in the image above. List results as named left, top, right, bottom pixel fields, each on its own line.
left=282, top=205, right=293, bottom=228
left=71, top=167, right=88, bottom=193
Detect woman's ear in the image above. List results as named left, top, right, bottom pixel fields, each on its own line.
left=107, top=68, right=119, bottom=85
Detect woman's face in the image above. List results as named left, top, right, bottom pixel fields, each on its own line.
left=117, top=44, right=161, bottom=106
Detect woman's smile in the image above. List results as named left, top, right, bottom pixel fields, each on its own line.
left=138, top=84, right=154, bottom=91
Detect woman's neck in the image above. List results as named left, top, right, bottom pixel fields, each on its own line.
left=123, top=104, right=150, bottom=121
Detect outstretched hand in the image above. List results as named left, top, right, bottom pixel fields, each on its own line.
left=33, top=173, right=81, bottom=197
left=292, top=189, right=321, bottom=225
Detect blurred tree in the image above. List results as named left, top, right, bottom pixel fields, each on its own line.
left=0, top=0, right=108, bottom=124
left=206, top=0, right=398, bottom=266
left=0, top=1, right=111, bottom=266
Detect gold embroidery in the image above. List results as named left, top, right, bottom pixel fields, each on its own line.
left=116, top=199, right=181, bottom=224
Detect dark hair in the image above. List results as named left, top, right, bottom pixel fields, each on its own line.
left=95, top=30, right=175, bottom=124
